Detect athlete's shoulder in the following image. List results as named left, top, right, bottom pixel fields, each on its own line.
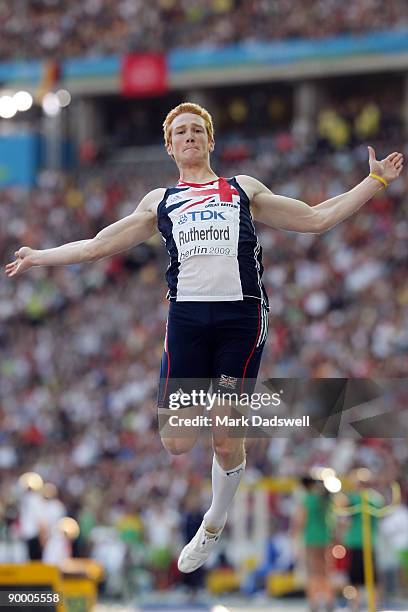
left=235, top=174, right=257, bottom=184
left=235, top=175, right=262, bottom=200
left=137, top=188, right=167, bottom=215
left=235, top=175, right=267, bottom=189
left=235, top=175, right=273, bottom=200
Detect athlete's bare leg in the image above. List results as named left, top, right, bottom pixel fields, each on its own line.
left=211, top=400, right=246, bottom=466
left=213, top=436, right=245, bottom=468
left=158, top=404, right=203, bottom=455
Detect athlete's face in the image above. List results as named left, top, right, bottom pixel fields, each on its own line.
left=167, top=113, right=214, bottom=163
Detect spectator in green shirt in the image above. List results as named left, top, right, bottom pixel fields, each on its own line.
left=293, top=477, right=334, bottom=612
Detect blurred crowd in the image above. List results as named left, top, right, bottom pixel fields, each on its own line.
left=1, top=120, right=408, bottom=593
left=1, top=0, right=407, bottom=60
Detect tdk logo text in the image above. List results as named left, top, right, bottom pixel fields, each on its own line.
left=179, top=210, right=227, bottom=224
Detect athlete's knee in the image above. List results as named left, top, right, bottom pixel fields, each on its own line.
left=160, top=436, right=197, bottom=455
left=158, top=405, right=203, bottom=449
left=213, top=437, right=245, bottom=466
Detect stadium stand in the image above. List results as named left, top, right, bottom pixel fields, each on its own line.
left=0, top=0, right=407, bottom=60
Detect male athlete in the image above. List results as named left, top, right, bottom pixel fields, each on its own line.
left=5, top=103, right=403, bottom=573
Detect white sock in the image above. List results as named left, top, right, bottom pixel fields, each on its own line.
left=203, top=454, right=246, bottom=532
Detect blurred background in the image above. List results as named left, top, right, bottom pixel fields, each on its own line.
left=1, top=1, right=408, bottom=611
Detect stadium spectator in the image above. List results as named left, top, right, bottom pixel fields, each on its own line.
left=292, top=477, right=334, bottom=612
left=338, top=471, right=384, bottom=612
left=18, top=475, right=46, bottom=560
left=0, top=0, right=407, bottom=60
left=41, top=482, right=67, bottom=563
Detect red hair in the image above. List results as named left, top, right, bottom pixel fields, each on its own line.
left=163, top=102, right=214, bottom=147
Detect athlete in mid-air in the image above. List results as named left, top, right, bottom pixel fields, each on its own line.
left=5, top=103, right=403, bottom=573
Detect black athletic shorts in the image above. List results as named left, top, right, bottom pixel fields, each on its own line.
left=157, top=300, right=268, bottom=409
left=348, top=548, right=378, bottom=586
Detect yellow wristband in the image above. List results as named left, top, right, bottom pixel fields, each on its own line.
left=369, top=172, right=388, bottom=188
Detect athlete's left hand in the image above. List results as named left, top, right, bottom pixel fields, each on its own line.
left=368, top=146, right=404, bottom=184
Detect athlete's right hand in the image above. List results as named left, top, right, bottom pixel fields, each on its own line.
left=4, top=247, right=37, bottom=277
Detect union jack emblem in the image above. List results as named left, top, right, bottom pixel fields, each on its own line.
left=219, top=374, right=238, bottom=389
left=167, top=178, right=239, bottom=210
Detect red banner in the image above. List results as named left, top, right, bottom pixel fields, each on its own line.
left=121, top=54, right=168, bottom=97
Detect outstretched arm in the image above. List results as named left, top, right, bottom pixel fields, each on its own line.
left=241, top=147, right=403, bottom=234
left=4, top=188, right=164, bottom=277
